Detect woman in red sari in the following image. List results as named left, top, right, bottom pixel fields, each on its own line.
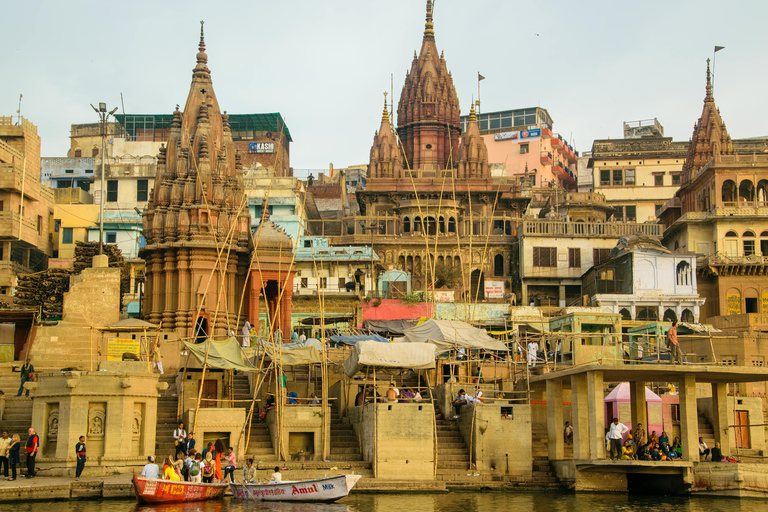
left=214, top=439, right=225, bottom=482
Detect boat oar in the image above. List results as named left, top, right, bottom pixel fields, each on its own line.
left=235, top=476, right=258, bottom=502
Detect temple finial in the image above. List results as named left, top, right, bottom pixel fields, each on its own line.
left=199, top=20, right=205, bottom=53
left=705, top=58, right=713, bottom=102
left=382, top=92, right=389, bottom=121
left=469, top=101, right=476, bottom=123
left=196, top=20, right=208, bottom=67
left=424, top=0, right=435, bottom=38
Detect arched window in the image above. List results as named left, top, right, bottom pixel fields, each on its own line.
left=439, top=216, right=445, bottom=234
left=681, top=309, right=694, bottom=323
left=448, top=217, right=456, bottom=233
left=454, top=256, right=461, bottom=268
left=676, top=261, right=691, bottom=286
left=725, top=230, right=738, bottom=237
left=743, top=230, right=756, bottom=256
left=619, top=308, right=632, bottom=321
left=403, top=217, right=410, bottom=233
left=74, top=149, right=82, bottom=157
left=414, top=216, right=422, bottom=233
left=722, top=179, right=736, bottom=204
left=92, top=147, right=99, bottom=157
left=494, top=254, right=504, bottom=276
left=636, top=307, right=658, bottom=321
left=470, top=269, right=485, bottom=300
left=740, top=179, right=755, bottom=203
left=758, top=179, right=768, bottom=203
left=663, top=309, right=678, bottom=323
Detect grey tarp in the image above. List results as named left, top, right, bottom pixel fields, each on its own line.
left=363, top=319, right=420, bottom=335
left=330, top=333, right=389, bottom=345
left=343, top=340, right=436, bottom=377
left=402, top=319, right=508, bottom=354
left=265, top=344, right=322, bottom=366
left=183, top=336, right=257, bottom=371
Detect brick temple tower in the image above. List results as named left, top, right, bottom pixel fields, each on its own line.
left=140, top=23, right=251, bottom=339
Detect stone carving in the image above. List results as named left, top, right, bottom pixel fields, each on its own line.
left=47, top=408, right=59, bottom=440
left=132, top=404, right=143, bottom=436
left=88, top=404, right=106, bottom=438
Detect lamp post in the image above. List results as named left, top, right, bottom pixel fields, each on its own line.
left=91, top=102, right=118, bottom=255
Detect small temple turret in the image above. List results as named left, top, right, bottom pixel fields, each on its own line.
left=456, top=102, right=489, bottom=179
left=368, top=94, right=404, bottom=179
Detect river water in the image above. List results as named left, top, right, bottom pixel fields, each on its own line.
left=1, top=492, right=767, bottom=512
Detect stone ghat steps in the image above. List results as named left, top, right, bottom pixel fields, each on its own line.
left=154, top=377, right=179, bottom=455
left=1, top=396, right=34, bottom=440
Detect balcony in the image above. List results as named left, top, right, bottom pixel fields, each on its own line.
left=522, top=219, right=662, bottom=238
left=541, top=128, right=553, bottom=139
left=540, top=151, right=553, bottom=165
left=552, top=163, right=565, bottom=176
left=550, top=137, right=563, bottom=150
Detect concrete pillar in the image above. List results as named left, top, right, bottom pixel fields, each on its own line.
left=586, top=370, right=605, bottom=459
left=521, top=284, right=529, bottom=306
left=250, top=278, right=261, bottom=337
left=629, top=381, right=648, bottom=444
left=571, top=374, right=590, bottom=459
left=711, top=382, right=731, bottom=456
left=546, top=378, right=564, bottom=461
left=678, top=374, right=698, bottom=461
left=559, top=285, right=566, bottom=307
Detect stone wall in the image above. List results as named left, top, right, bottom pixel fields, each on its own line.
left=266, top=406, right=327, bottom=461
left=184, top=408, right=246, bottom=458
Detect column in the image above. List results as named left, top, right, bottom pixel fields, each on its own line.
left=571, top=374, right=590, bottom=459
left=678, top=374, right=698, bottom=461
left=546, top=378, right=564, bottom=461
left=521, top=284, right=529, bottom=306
left=711, top=382, right=731, bottom=456
left=558, top=285, right=566, bottom=307
left=586, top=371, right=605, bottom=460
left=250, top=277, right=261, bottom=337
left=629, top=381, right=647, bottom=442
left=281, top=284, right=293, bottom=337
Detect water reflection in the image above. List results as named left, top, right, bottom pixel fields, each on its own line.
left=3, top=493, right=768, bottom=512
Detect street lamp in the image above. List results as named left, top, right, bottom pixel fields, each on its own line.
left=91, top=102, right=119, bottom=255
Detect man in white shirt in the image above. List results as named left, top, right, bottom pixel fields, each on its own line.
left=527, top=342, right=538, bottom=367
left=699, top=437, right=710, bottom=460
left=141, top=456, right=160, bottom=479
left=270, top=466, right=282, bottom=482
left=607, top=417, right=630, bottom=460
left=468, top=387, right=484, bottom=404
left=173, top=422, right=187, bottom=455
left=298, top=332, right=307, bottom=343
left=242, top=320, right=252, bottom=348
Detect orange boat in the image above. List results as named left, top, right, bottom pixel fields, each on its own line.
left=132, top=474, right=229, bottom=504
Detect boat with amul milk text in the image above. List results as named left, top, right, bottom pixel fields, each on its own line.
left=230, top=474, right=362, bottom=502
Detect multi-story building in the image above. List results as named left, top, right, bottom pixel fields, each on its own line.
left=660, top=61, right=768, bottom=321
left=588, top=119, right=688, bottom=223
left=0, top=116, right=54, bottom=296
left=515, top=191, right=662, bottom=307
left=245, top=168, right=309, bottom=246
left=293, top=236, right=379, bottom=296
left=459, top=107, right=579, bottom=189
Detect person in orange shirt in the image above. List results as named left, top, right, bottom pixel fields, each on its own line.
left=213, top=439, right=225, bottom=482
left=666, top=321, right=684, bottom=364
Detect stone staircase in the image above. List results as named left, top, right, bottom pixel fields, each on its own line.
left=532, top=426, right=573, bottom=459
left=154, top=375, right=179, bottom=458
left=0, top=365, right=34, bottom=443
left=435, top=416, right=471, bottom=482
left=698, top=412, right=715, bottom=459
left=330, top=407, right=363, bottom=462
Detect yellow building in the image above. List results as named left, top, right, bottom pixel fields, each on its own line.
left=52, top=204, right=100, bottom=259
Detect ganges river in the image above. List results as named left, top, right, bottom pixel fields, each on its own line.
left=1, top=492, right=768, bottom=512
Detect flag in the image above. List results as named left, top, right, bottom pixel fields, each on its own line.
left=478, top=73, right=485, bottom=81
left=714, top=46, right=725, bottom=52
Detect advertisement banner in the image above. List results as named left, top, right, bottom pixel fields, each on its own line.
left=249, top=142, right=275, bottom=154
left=494, top=131, right=519, bottom=141
left=107, top=337, right=140, bottom=361
left=520, top=128, right=541, bottom=139
left=434, top=291, right=455, bottom=302
left=485, top=280, right=505, bottom=299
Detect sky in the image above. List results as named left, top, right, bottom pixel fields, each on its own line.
left=3, top=0, right=768, bottom=176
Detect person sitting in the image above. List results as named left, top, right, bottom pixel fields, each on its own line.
left=287, top=391, right=299, bottom=405
left=223, top=446, right=236, bottom=482
left=621, top=440, right=634, bottom=460
left=650, top=445, right=662, bottom=461
left=411, top=389, right=422, bottom=402
left=386, top=383, right=398, bottom=403
left=141, top=456, right=160, bottom=479
left=469, top=387, right=484, bottom=404
left=243, top=458, right=256, bottom=483
left=659, top=431, right=669, bottom=450
left=671, top=437, right=683, bottom=459
left=164, top=456, right=181, bottom=481
left=307, top=393, right=320, bottom=405
left=451, top=389, right=468, bottom=419
left=711, top=442, right=724, bottom=462
left=635, top=443, right=651, bottom=461
left=270, top=466, right=282, bottom=482
left=647, top=431, right=658, bottom=449
left=699, top=437, right=710, bottom=461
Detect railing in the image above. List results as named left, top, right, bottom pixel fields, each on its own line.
left=522, top=219, right=662, bottom=238
left=699, top=253, right=768, bottom=266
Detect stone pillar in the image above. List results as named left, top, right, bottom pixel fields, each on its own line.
left=150, top=254, right=164, bottom=325
left=678, top=374, right=698, bottom=461
left=586, top=370, right=605, bottom=459
left=176, top=249, right=190, bottom=336
left=571, top=374, right=590, bottom=460
left=711, top=382, right=731, bottom=456
left=281, top=283, right=293, bottom=337
left=558, top=285, right=566, bottom=307
left=546, top=378, right=564, bottom=461
left=250, top=277, right=261, bottom=337
left=629, top=381, right=647, bottom=443
left=521, top=284, right=529, bottom=306
left=163, top=251, right=177, bottom=328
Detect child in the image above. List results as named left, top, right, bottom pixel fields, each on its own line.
left=189, top=453, right=203, bottom=483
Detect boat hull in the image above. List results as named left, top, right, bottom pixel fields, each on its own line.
left=132, top=474, right=229, bottom=504
left=230, top=474, right=362, bottom=502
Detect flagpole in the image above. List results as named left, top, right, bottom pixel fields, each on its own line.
left=713, top=46, right=725, bottom=91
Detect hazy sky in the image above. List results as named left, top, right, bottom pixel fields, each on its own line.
left=3, top=0, right=768, bottom=175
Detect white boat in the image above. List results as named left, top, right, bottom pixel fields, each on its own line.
left=230, top=474, right=362, bottom=502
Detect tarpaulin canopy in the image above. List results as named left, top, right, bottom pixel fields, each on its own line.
left=183, top=337, right=257, bottom=371
left=265, top=344, right=321, bottom=366
left=343, top=340, right=436, bottom=377
left=330, top=333, right=389, bottom=345
left=402, top=319, right=508, bottom=354
left=363, top=319, right=420, bottom=335
left=263, top=338, right=323, bottom=352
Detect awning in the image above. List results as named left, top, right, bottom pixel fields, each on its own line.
left=402, top=319, right=508, bottom=354
left=98, top=318, right=161, bottom=331
left=182, top=337, right=257, bottom=371
left=343, top=340, right=436, bottom=377
left=265, top=344, right=321, bottom=366
left=363, top=319, right=420, bottom=335
left=330, top=333, right=389, bottom=345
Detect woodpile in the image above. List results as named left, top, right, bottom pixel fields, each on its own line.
left=14, top=268, right=73, bottom=320
left=74, top=241, right=131, bottom=299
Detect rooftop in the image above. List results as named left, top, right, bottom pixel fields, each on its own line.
left=114, top=113, right=292, bottom=142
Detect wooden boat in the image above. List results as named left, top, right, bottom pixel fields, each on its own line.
left=230, top=474, right=362, bottom=502
left=132, top=474, right=229, bottom=504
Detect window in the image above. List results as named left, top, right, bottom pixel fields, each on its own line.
left=751, top=357, right=764, bottom=367
left=137, top=179, right=148, bottom=202
left=319, top=277, right=327, bottom=289
left=74, top=149, right=82, bottom=157
left=62, top=227, right=73, bottom=244
left=600, top=169, right=610, bottom=186
left=300, top=278, right=308, bottom=288
left=107, top=180, right=118, bottom=202
left=85, top=169, right=94, bottom=174
left=593, top=248, right=611, bottom=266
left=0, top=201, right=4, bottom=211
left=303, top=240, right=312, bottom=248
left=672, top=173, right=681, bottom=186
left=671, top=404, right=680, bottom=423
left=92, top=147, right=99, bottom=157
left=655, top=204, right=663, bottom=216
left=624, top=169, right=635, bottom=186
left=106, top=232, right=117, bottom=244
left=338, top=277, right=346, bottom=289
left=625, top=205, right=636, bottom=221
left=568, top=248, right=581, bottom=268
left=744, top=239, right=755, bottom=256
left=533, top=247, right=556, bottom=267
left=655, top=174, right=664, bottom=186
left=613, top=206, right=624, bottom=221
left=721, top=356, right=737, bottom=366
left=520, top=143, right=529, bottom=154
left=37, top=215, right=42, bottom=235
left=65, top=169, right=74, bottom=174
left=612, top=169, right=623, bottom=186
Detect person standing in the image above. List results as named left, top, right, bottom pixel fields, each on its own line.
left=242, top=458, right=256, bottom=483
left=632, top=423, right=646, bottom=447
left=563, top=421, right=573, bottom=444
left=173, top=422, right=187, bottom=456
left=607, top=418, right=629, bottom=461
left=7, top=434, right=20, bottom=481
left=17, top=359, right=34, bottom=397
left=298, top=332, right=307, bottom=343
left=291, top=330, right=298, bottom=342
left=0, top=390, right=6, bottom=420
left=152, top=342, right=164, bottom=374
left=667, top=321, right=684, bottom=364
left=74, top=435, right=86, bottom=480
left=213, top=439, right=225, bottom=483
left=0, top=431, right=10, bottom=478
left=699, top=437, right=710, bottom=460
left=242, top=320, right=252, bottom=348
left=186, top=432, right=196, bottom=454
left=25, top=427, right=38, bottom=478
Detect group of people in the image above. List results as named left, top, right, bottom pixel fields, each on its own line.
left=0, top=428, right=37, bottom=481
left=141, top=437, right=246, bottom=484
left=353, top=384, right=424, bottom=406
left=450, top=387, right=485, bottom=419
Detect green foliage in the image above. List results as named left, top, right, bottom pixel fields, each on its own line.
left=372, top=298, right=382, bottom=307
left=399, top=291, right=425, bottom=305
left=431, top=262, right=462, bottom=289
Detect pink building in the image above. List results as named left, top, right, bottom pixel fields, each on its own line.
left=603, top=382, right=663, bottom=441
left=460, top=107, right=578, bottom=189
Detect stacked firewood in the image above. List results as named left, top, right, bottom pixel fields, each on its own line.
left=74, top=241, right=131, bottom=299
left=14, top=268, right=73, bottom=320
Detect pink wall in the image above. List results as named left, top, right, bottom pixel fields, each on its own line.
left=360, top=299, right=433, bottom=326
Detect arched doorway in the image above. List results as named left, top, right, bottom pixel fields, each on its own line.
left=681, top=309, right=694, bottom=323
left=663, top=309, right=678, bottom=323
left=470, top=269, right=485, bottom=300
left=636, top=307, right=658, bottom=321
left=494, top=254, right=504, bottom=276
left=722, top=180, right=736, bottom=204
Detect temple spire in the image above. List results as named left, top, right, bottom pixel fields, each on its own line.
left=424, top=0, right=435, bottom=38
left=382, top=92, right=389, bottom=121
left=705, top=57, right=713, bottom=102
left=469, top=102, right=477, bottom=124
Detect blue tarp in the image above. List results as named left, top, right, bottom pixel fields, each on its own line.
left=329, top=334, right=389, bottom=345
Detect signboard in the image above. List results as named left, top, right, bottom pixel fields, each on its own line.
left=763, top=292, right=768, bottom=314
left=484, top=280, right=505, bottom=299
left=434, top=291, right=454, bottom=302
left=726, top=293, right=741, bottom=316
left=249, top=142, right=275, bottom=154
left=494, top=131, right=518, bottom=141
left=520, top=128, right=541, bottom=139
left=107, top=337, right=140, bottom=361
left=94, top=190, right=102, bottom=205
